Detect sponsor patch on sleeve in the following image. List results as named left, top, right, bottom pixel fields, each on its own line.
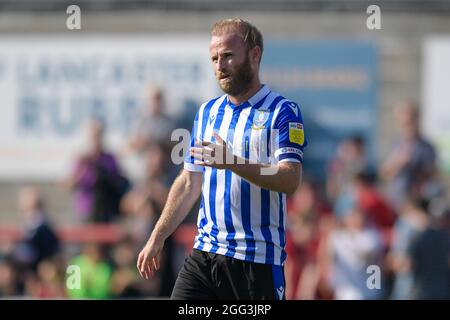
left=288, top=122, right=305, bottom=145
left=275, top=147, right=304, bottom=158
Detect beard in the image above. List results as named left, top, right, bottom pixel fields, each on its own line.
left=216, top=55, right=254, bottom=96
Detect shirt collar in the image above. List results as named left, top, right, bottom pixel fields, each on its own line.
left=226, top=84, right=270, bottom=108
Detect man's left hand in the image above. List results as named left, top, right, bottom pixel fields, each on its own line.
left=190, top=132, right=235, bottom=169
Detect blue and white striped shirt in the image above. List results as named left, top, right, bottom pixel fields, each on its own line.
left=184, top=85, right=307, bottom=266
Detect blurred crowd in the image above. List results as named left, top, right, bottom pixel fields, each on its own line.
left=0, top=86, right=197, bottom=299
left=0, top=92, right=449, bottom=299
left=285, top=101, right=450, bottom=300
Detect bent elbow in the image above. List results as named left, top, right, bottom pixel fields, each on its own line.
left=278, top=162, right=302, bottom=196
left=284, top=182, right=299, bottom=197
left=285, top=188, right=296, bottom=197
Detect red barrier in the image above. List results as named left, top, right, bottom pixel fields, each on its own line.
left=0, top=223, right=197, bottom=247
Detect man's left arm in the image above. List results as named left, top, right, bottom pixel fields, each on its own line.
left=227, top=156, right=301, bottom=196
left=190, top=101, right=307, bottom=196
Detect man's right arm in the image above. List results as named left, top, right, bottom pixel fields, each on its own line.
left=137, top=169, right=202, bottom=280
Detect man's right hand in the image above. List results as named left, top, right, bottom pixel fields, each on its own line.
left=136, top=169, right=203, bottom=280
left=137, top=237, right=163, bottom=280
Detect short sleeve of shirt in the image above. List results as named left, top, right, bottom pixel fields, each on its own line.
left=272, top=101, right=308, bottom=164
left=184, top=109, right=204, bottom=173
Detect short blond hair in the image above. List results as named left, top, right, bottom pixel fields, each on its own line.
left=211, top=18, right=263, bottom=56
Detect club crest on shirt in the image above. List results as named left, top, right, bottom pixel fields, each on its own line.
left=251, top=109, right=270, bottom=130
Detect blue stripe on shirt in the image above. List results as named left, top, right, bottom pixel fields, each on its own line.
left=260, top=96, right=284, bottom=264
left=200, top=97, right=219, bottom=141
left=240, top=117, right=256, bottom=261
left=223, top=105, right=242, bottom=256
left=207, top=98, right=228, bottom=253
left=278, top=151, right=303, bottom=163
left=261, top=189, right=273, bottom=264
left=196, top=97, right=220, bottom=250
left=240, top=96, right=270, bottom=261
left=266, top=96, right=284, bottom=160
left=279, top=193, right=286, bottom=265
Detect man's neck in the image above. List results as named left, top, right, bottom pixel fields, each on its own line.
left=228, top=80, right=262, bottom=106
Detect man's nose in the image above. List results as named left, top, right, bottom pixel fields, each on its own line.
left=216, top=57, right=226, bottom=72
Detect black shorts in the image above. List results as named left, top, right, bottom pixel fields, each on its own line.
left=170, top=249, right=285, bottom=300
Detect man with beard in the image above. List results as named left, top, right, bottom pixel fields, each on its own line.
left=137, top=18, right=308, bottom=300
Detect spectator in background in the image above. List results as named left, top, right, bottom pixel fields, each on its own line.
left=0, top=259, right=19, bottom=297
left=327, top=136, right=368, bottom=203
left=380, top=101, right=439, bottom=211
left=66, top=243, right=112, bottom=299
left=139, top=144, right=171, bottom=224
left=25, top=259, right=66, bottom=299
left=12, top=187, right=60, bottom=272
left=327, top=194, right=384, bottom=300
left=65, top=119, right=130, bottom=223
left=110, top=237, right=141, bottom=298
left=120, top=143, right=175, bottom=297
left=121, top=144, right=170, bottom=241
left=173, top=98, right=199, bottom=133
left=285, top=180, right=333, bottom=300
left=408, top=200, right=450, bottom=299
left=386, top=194, right=426, bottom=299
left=127, top=86, right=177, bottom=154
left=352, top=172, right=395, bottom=248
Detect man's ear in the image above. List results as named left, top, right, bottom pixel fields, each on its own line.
left=250, top=46, right=262, bottom=67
